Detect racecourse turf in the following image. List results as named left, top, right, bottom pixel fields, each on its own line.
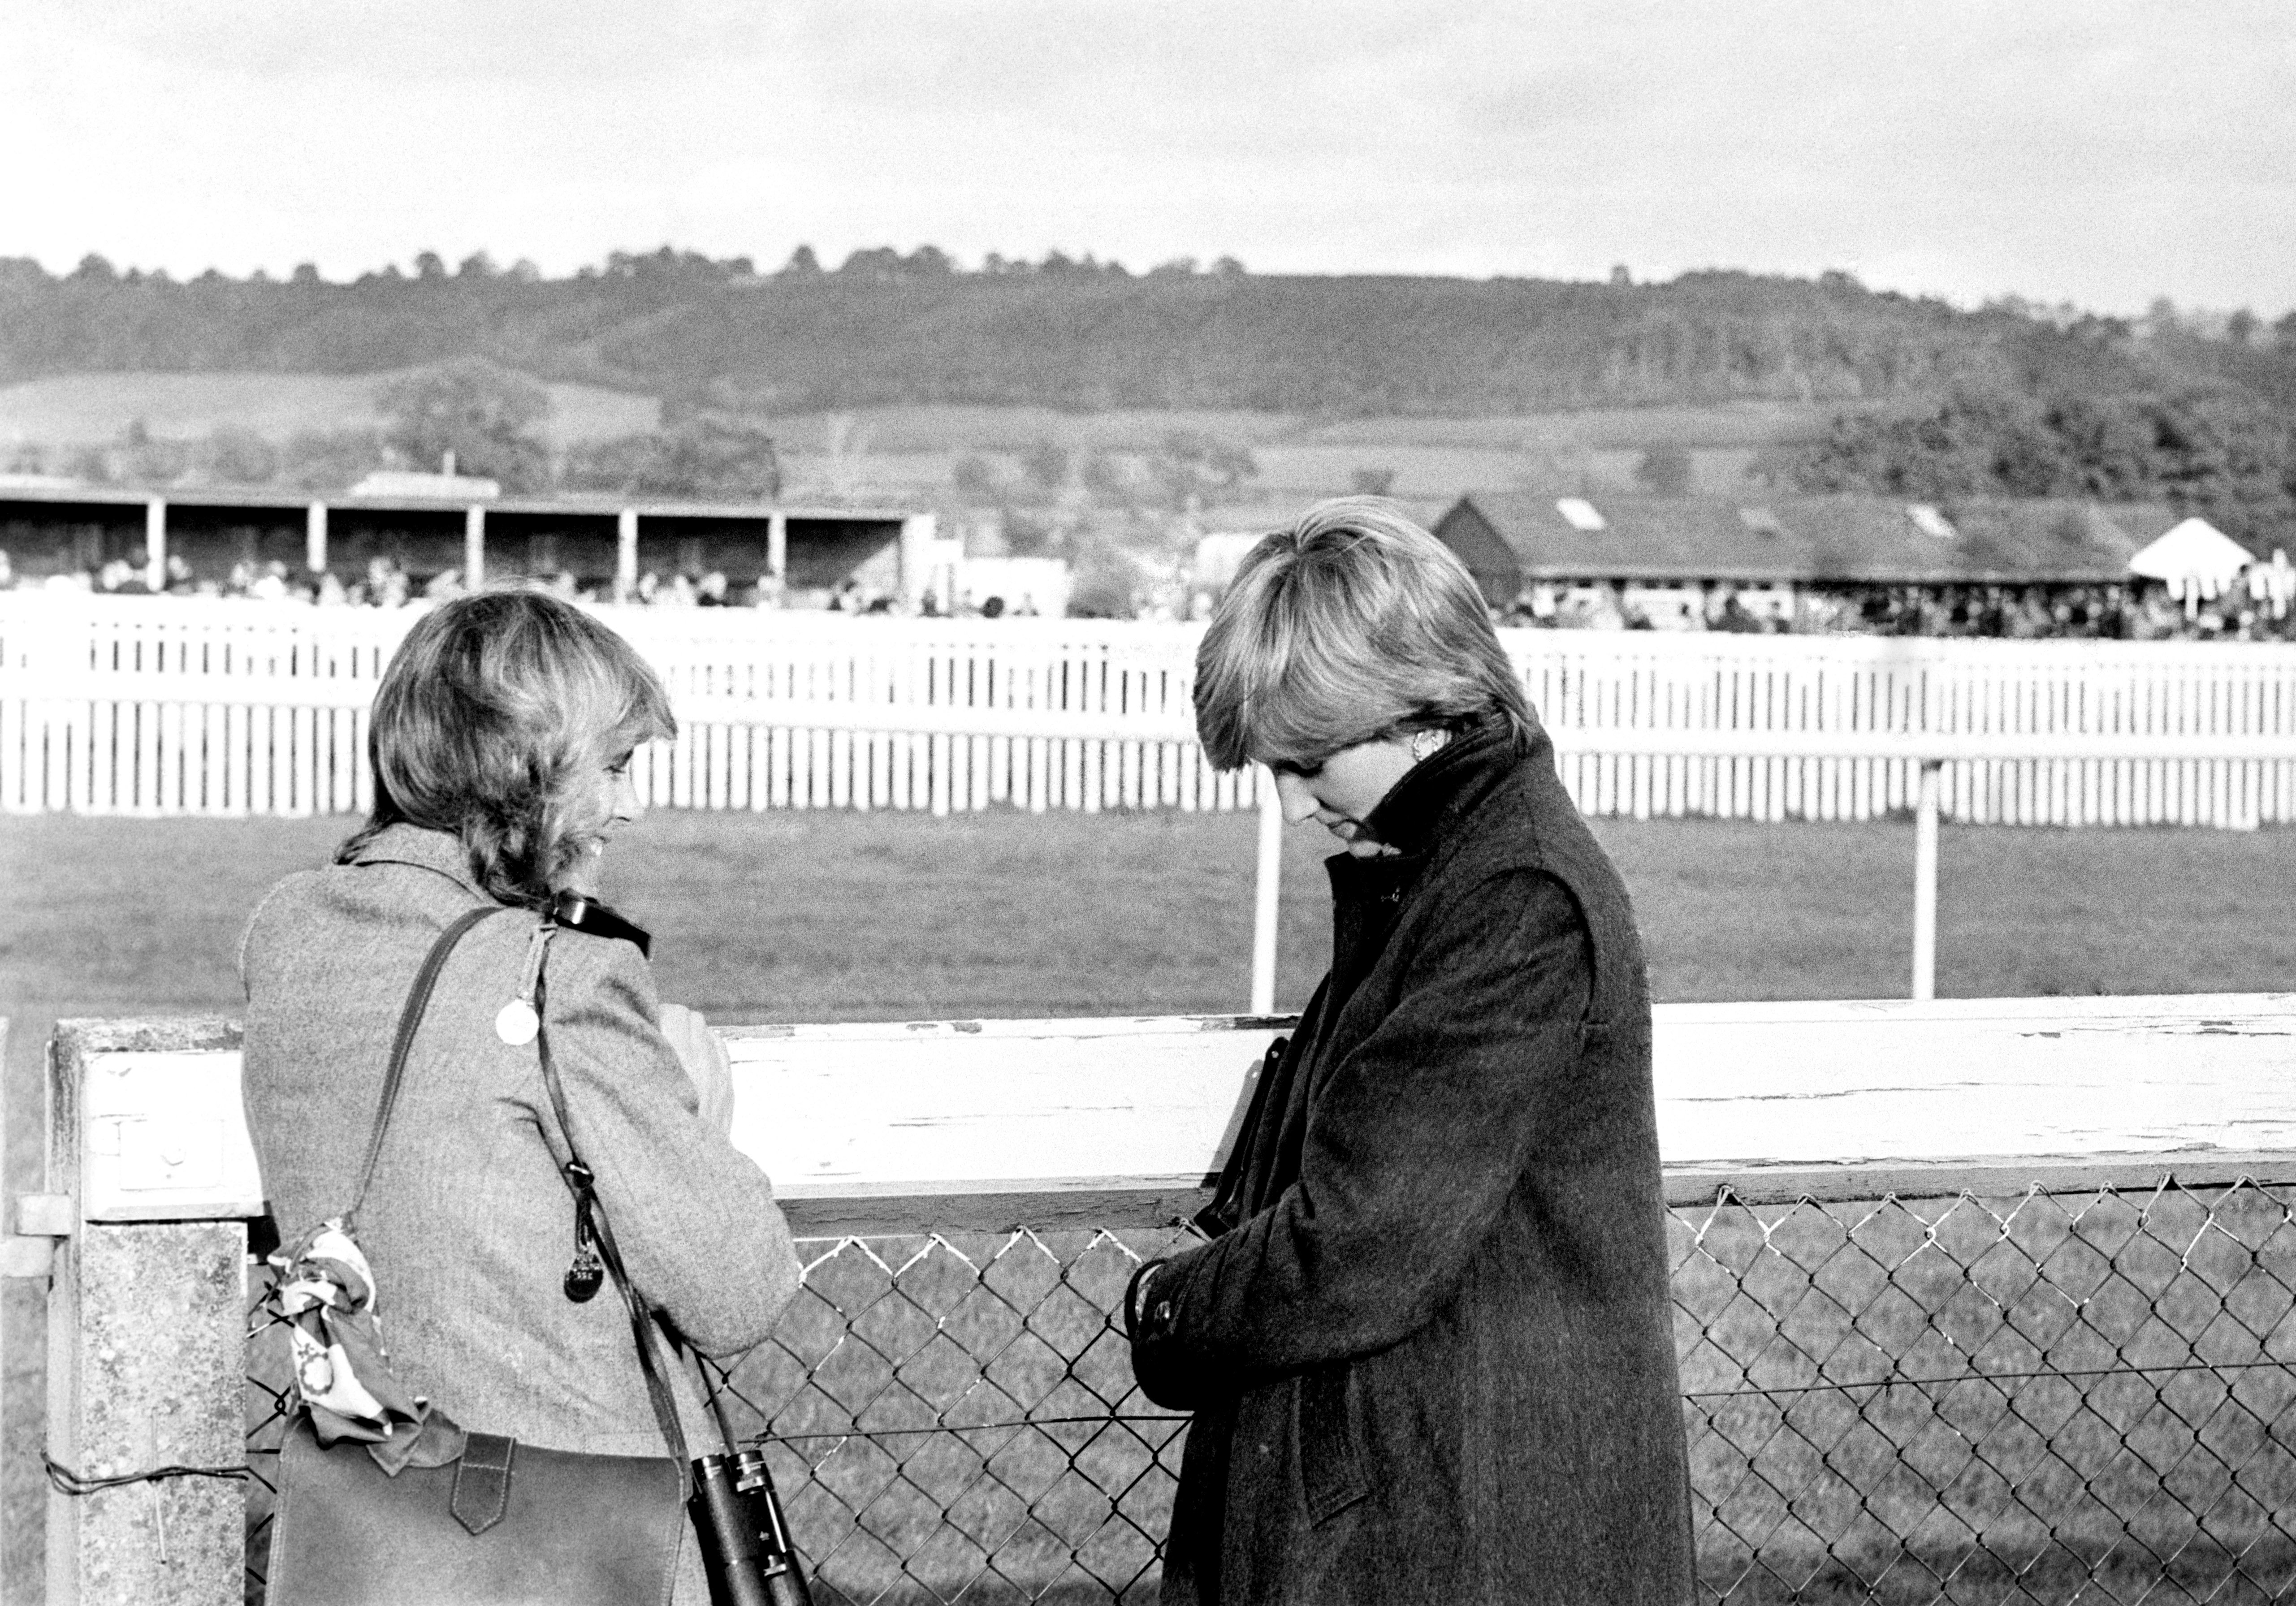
left=7, top=804, right=2293, bottom=1198
left=3, top=806, right=2293, bottom=1593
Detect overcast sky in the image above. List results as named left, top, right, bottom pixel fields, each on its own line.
left=5, top=0, right=2292, bottom=315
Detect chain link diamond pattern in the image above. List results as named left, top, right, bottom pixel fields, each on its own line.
left=244, top=1180, right=2296, bottom=1604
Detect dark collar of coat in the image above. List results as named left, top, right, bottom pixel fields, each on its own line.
left=344, top=822, right=493, bottom=902
left=1359, top=714, right=1542, bottom=863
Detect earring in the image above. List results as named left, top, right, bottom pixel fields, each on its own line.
left=1411, top=729, right=1440, bottom=761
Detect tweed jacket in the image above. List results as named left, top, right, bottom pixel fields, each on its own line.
left=1129, top=722, right=1695, bottom=1606
left=241, top=825, right=802, bottom=1597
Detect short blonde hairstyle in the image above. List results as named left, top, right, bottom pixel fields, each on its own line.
left=340, top=589, right=676, bottom=907
left=1194, top=498, right=1532, bottom=771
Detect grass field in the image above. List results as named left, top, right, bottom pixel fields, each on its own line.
left=0, top=378, right=1838, bottom=513
left=5, top=807, right=2292, bottom=1597
left=8, top=806, right=2293, bottom=1191
left=1, top=377, right=1839, bottom=461
left=0, top=370, right=661, bottom=449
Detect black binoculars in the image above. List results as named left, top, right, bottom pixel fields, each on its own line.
left=690, top=1448, right=814, bottom=1606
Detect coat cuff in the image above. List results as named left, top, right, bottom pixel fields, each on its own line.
left=1123, top=1258, right=1168, bottom=1339
left=1125, top=1245, right=1211, bottom=1408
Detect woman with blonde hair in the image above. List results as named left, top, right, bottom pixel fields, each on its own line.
left=1128, top=499, right=1694, bottom=1604
left=242, top=589, right=801, bottom=1603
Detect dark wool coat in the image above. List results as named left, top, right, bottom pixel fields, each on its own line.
left=1129, top=722, right=1695, bottom=1606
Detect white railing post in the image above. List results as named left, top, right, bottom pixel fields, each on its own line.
left=464, top=505, right=486, bottom=589
left=616, top=509, right=639, bottom=601
left=1250, top=766, right=1282, bottom=1014
left=143, top=499, right=166, bottom=593
left=1913, top=759, right=1941, bottom=1001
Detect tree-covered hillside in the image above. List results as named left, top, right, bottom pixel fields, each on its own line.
left=0, top=246, right=2219, bottom=416
left=4, top=246, right=2292, bottom=546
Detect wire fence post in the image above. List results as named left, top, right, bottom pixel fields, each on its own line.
left=1912, top=759, right=1941, bottom=1000
left=1250, top=765, right=1282, bottom=1014
left=42, top=1024, right=251, bottom=1606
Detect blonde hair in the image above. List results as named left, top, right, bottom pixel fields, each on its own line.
left=1194, top=498, right=1531, bottom=771
left=340, top=589, right=676, bottom=907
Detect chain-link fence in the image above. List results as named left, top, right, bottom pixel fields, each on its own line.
left=245, top=1179, right=2296, bottom=1605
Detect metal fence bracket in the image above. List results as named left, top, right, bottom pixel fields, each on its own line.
left=2, top=1192, right=71, bottom=1276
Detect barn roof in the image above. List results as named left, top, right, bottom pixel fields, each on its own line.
left=1438, top=493, right=2188, bottom=585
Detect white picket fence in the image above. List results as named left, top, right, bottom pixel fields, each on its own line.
left=4, top=594, right=2296, bottom=826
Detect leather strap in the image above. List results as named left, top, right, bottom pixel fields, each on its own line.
left=346, top=906, right=506, bottom=1230
left=530, top=958, right=698, bottom=1489
left=450, top=1432, right=516, bottom=1535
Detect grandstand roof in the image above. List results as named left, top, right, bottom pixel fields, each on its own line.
left=0, top=480, right=913, bottom=524
left=1435, top=493, right=2187, bottom=596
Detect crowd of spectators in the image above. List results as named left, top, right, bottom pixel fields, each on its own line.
left=1502, top=579, right=2296, bottom=643
left=0, top=552, right=1042, bottom=618
left=4, top=548, right=2291, bottom=640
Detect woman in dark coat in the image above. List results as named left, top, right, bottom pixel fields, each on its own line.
left=1128, top=499, right=1694, bottom=1605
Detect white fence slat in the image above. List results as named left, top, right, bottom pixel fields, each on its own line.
left=13, top=599, right=2296, bottom=825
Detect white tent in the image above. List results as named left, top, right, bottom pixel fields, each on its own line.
left=2126, top=517, right=2253, bottom=601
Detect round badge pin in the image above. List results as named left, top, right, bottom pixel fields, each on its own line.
left=495, top=998, right=540, bottom=1046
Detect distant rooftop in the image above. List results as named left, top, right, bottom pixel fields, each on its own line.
left=347, top=470, right=502, bottom=500
left=1436, top=492, right=2193, bottom=587
left=1554, top=496, right=1608, bottom=532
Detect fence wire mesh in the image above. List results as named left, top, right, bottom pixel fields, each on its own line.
left=244, top=1179, right=2296, bottom=1605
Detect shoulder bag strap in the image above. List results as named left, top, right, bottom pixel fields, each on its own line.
left=345, top=905, right=505, bottom=1227
left=530, top=954, right=698, bottom=1481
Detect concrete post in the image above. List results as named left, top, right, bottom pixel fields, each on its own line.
left=143, top=500, right=166, bottom=592
left=47, top=1221, right=246, bottom=1606
left=616, top=509, right=639, bottom=602
left=304, top=503, right=327, bottom=574
left=45, top=1020, right=251, bottom=1606
left=766, top=512, right=787, bottom=583
left=0, top=1015, right=36, bottom=1606
left=464, top=505, right=486, bottom=590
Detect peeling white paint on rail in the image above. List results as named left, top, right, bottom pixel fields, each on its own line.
left=721, top=1016, right=1282, bottom=1196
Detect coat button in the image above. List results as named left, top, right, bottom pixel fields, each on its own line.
left=1155, top=1301, right=1173, bottom=1325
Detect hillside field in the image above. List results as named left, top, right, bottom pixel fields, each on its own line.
left=0, top=377, right=1833, bottom=506
left=0, top=369, right=661, bottom=450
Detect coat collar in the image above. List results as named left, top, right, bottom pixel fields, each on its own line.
left=1319, top=718, right=1533, bottom=976
left=345, top=823, right=493, bottom=901
left=1358, top=716, right=1534, bottom=862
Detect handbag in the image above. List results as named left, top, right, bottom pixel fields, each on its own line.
left=263, top=905, right=699, bottom=1606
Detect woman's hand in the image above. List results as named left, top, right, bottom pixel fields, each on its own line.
left=658, top=1003, right=736, bottom=1134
